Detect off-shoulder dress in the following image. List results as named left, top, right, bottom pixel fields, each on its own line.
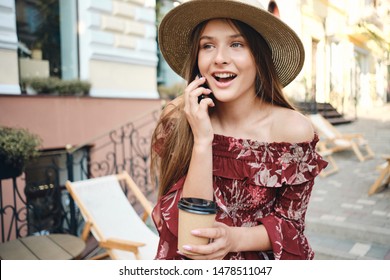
left=152, top=133, right=328, bottom=260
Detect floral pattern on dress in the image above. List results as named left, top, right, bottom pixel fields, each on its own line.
left=152, top=133, right=328, bottom=260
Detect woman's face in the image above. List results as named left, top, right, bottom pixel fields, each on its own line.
left=197, top=19, right=257, bottom=103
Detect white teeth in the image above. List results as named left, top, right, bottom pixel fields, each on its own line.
left=214, top=73, right=236, bottom=78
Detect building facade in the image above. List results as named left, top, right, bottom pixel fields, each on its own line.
left=0, top=0, right=159, bottom=99
left=262, top=0, right=390, bottom=117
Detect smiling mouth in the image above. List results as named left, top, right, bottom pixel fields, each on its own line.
left=213, top=73, right=237, bottom=83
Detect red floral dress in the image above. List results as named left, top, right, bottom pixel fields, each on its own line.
left=152, top=133, right=328, bottom=260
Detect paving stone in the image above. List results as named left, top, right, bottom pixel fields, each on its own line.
left=349, top=243, right=371, bottom=256
left=305, top=104, right=390, bottom=259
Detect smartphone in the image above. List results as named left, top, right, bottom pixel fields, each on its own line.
left=197, top=75, right=214, bottom=104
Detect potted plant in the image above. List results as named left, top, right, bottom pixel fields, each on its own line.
left=0, top=126, right=42, bottom=180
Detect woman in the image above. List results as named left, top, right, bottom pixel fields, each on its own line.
left=151, top=0, right=328, bottom=260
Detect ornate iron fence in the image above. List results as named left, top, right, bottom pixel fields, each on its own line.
left=0, top=109, right=160, bottom=242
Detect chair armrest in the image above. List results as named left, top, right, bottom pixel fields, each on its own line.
left=99, top=238, right=145, bottom=254
left=382, top=155, right=390, bottom=160
left=341, top=133, right=363, bottom=139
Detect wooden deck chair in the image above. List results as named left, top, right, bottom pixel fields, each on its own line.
left=308, top=114, right=374, bottom=162
left=368, top=155, right=390, bottom=195
left=65, top=171, right=158, bottom=260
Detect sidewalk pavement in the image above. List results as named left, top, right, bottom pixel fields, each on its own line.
left=306, top=104, right=390, bottom=260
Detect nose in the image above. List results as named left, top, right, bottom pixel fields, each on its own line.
left=214, top=46, right=230, bottom=65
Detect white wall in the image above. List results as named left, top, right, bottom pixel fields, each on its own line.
left=77, top=0, right=159, bottom=98
left=0, top=0, right=20, bottom=94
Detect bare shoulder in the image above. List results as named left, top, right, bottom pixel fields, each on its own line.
left=271, top=107, right=314, bottom=143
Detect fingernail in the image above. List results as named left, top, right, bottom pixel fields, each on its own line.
left=183, top=245, right=192, bottom=251
left=191, top=230, right=201, bottom=235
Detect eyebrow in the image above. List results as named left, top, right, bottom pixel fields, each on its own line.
left=199, top=34, right=243, bottom=41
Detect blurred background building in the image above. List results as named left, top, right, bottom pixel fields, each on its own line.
left=1, top=0, right=389, bottom=107
left=1, top=0, right=158, bottom=98
left=275, top=0, right=390, bottom=119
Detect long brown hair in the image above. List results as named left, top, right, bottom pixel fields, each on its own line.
left=151, top=19, right=295, bottom=197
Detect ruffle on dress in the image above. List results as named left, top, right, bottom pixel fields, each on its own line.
left=212, top=133, right=327, bottom=187
left=260, top=210, right=315, bottom=260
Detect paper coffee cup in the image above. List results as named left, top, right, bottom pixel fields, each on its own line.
left=178, top=197, right=217, bottom=255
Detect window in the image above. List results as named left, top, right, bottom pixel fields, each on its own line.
left=15, top=0, right=79, bottom=82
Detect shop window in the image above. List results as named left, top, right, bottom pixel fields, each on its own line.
left=15, top=0, right=79, bottom=83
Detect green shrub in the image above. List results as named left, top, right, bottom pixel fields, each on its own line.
left=21, top=77, right=91, bottom=96
left=0, top=126, right=42, bottom=168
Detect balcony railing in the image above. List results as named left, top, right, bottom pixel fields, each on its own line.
left=0, top=109, right=160, bottom=242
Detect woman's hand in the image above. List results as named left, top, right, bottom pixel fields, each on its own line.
left=179, top=222, right=237, bottom=260
left=183, top=76, right=215, bottom=146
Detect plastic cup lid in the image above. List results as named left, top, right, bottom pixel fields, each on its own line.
left=178, top=197, right=217, bottom=215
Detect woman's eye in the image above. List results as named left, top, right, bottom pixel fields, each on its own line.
left=231, top=42, right=243, bottom=48
left=201, top=44, right=213, bottom=49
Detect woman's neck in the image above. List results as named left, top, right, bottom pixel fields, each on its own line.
left=211, top=96, right=273, bottom=138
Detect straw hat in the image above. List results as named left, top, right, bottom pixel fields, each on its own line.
left=158, top=0, right=305, bottom=87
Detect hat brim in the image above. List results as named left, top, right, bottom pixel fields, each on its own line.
left=158, top=0, right=305, bottom=87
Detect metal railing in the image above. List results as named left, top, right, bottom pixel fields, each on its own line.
left=0, top=109, right=160, bottom=242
